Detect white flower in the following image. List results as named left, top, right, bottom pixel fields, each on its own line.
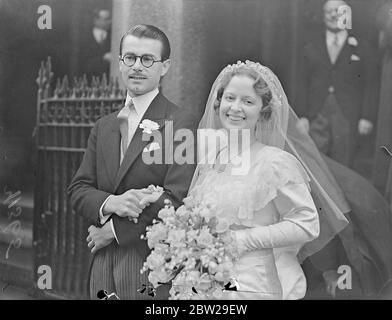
left=158, top=205, right=175, bottom=220
left=215, top=218, right=230, bottom=233
left=197, top=273, right=213, bottom=291
left=139, top=119, right=160, bottom=134
left=214, top=271, right=225, bottom=282
left=186, top=229, right=199, bottom=242
left=145, top=184, right=164, bottom=193
left=146, top=223, right=167, bottom=248
left=208, top=261, right=218, bottom=274
left=183, top=196, right=196, bottom=209
left=172, top=272, right=187, bottom=287
left=176, top=205, right=189, bottom=219
left=185, top=270, right=201, bottom=287
left=196, top=227, right=214, bottom=247
left=146, top=251, right=165, bottom=269
left=141, top=193, right=240, bottom=299
left=347, top=36, right=358, bottom=47
left=212, top=287, right=223, bottom=299
left=199, top=207, right=214, bottom=222
left=167, top=229, right=186, bottom=245
left=148, top=268, right=170, bottom=288
left=184, top=257, right=197, bottom=270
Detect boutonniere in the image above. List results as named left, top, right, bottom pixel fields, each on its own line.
left=139, top=119, right=160, bottom=134
left=347, top=36, right=358, bottom=47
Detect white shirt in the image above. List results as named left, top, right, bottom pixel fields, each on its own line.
left=99, top=88, right=159, bottom=242
left=119, top=88, right=159, bottom=162
left=326, top=29, right=348, bottom=64
left=93, top=27, right=108, bottom=44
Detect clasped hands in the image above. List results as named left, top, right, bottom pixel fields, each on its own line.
left=103, top=185, right=164, bottom=223
left=87, top=185, right=163, bottom=254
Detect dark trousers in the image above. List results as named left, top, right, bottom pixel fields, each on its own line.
left=89, top=242, right=170, bottom=300
left=309, top=94, right=357, bottom=168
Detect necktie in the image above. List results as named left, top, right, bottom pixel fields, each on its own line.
left=329, top=33, right=340, bottom=64
left=117, top=100, right=134, bottom=157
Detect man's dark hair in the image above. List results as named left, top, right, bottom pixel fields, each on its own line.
left=119, top=24, right=171, bottom=60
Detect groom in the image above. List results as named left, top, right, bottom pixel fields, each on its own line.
left=68, top=24, right=198, bottom=299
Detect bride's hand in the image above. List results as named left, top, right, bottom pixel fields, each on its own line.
left=229, top=229, right=247, bottom=258
left=125, top=186, right=162, bottom=223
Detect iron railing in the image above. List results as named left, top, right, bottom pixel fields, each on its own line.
left=33, top=57, right=125, bottom=299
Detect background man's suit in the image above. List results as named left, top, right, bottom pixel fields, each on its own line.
left=68, top=92, right=198, bottom=299
left=80, top=28, right=111, bottom=76
left=296, top=32, right=378, bottom=168
left=296, top=31, right=382, bottom=295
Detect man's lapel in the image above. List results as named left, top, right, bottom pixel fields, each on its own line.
left=101, top=112, right=121, bottom=188
left=316, top=36, right=332, bottom=68
left=113, top=93, right=168, bottom=192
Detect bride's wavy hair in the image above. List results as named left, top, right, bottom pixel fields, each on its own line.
left=213, top=66, right=273, bottom=121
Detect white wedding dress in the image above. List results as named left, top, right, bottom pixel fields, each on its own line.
left=190, top=144, right=320, bottom=300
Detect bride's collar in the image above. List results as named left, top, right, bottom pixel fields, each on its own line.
left=213, top=140, right=265, bottom=173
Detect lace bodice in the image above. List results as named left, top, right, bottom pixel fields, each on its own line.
left=190, top=145, right=311, bottom=228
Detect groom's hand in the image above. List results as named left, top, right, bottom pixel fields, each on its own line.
left=102, top=189, right=148, bottom=219
left=87, top=224, right=114, bottom=254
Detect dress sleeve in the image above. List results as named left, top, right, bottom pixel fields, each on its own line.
left=234, top=150, right=320, bottom=254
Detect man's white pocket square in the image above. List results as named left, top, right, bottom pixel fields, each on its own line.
left=143, top=142, right=160, bottom=152
left=350, top=54, right=360, bottom=61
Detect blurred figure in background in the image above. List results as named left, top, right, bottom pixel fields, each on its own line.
left=296, top=0, right=378, bottom=170
left=80, top=8, right=112, bottom=77
left=305, top=154, right=392, bottom=299
left=297, top=0, right=391, bottom=298
left=373, top=1, right=392, bottom=206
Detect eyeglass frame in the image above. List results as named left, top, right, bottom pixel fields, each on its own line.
left=119, top=53, right=164, bottom=68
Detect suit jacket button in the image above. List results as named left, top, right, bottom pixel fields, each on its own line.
left=328, top=86, right=335, bottom=93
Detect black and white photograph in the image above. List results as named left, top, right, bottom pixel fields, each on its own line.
left=1, top=0, right=392, bottom=304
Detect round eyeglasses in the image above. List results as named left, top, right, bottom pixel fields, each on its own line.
left=120, top=54, right=163, bottom=68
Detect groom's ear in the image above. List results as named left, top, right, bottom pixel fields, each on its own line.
left=160, top=59, right=171, bottom=77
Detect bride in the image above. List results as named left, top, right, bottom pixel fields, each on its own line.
left=185, top=60, right=351, bottom=300
left=142, top=60, right=392, bottom=299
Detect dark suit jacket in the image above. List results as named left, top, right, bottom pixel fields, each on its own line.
left=68, top=92, right=199, bottom=259
left=80, top=29, right=111, bottom=77
left=295, top=32, right=378, bottom=124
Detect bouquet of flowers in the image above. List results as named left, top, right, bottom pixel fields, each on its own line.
left=140, top=195, right=239, bottom=300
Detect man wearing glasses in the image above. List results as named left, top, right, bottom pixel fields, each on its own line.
left=68, top=24, right=199, bottom=299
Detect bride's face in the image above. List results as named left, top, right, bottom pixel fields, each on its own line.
left=219, top=75, right=263, bottom=133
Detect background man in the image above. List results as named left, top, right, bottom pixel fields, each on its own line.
left=80, top=8, right=112, bottom=76
left=296, top=0, right=378, bottom=169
